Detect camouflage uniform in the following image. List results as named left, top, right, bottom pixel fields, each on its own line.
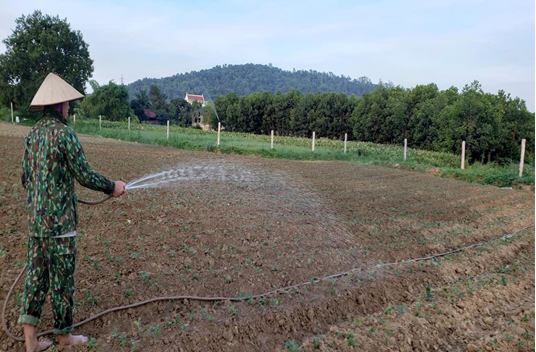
left=18, top=112, right=114, bottom=334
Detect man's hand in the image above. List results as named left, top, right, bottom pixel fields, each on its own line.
left=112, top=181, right=126, bottom=197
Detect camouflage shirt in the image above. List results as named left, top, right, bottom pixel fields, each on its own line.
left=21, top=114, right=115, bottom=237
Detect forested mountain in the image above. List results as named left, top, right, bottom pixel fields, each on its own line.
left=126, top=64, right=377, bottom=100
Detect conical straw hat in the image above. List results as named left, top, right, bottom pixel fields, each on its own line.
left=28, top=73, right=84, bottom=111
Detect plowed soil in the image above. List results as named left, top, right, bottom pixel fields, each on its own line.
left=0, top=124, right=534, bottom=351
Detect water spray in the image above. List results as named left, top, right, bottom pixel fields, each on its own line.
left=125, top=163, right=254, bottom=191
left=199, top=81, right=220, bottom=122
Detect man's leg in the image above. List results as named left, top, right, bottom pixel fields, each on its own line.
left=22, top=325, right=52, bottom=352
left=18, top=237, right=52, bottom=352
left=49, top=237, right=88, bottom=346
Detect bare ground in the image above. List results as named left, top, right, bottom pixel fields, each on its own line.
left=0, top=123, right=533, bottom=351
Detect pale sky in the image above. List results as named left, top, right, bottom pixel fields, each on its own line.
left=1, top=0, right=534, bottom=111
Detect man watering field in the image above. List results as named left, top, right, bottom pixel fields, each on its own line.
left=18, top=73, right=126, bottom=352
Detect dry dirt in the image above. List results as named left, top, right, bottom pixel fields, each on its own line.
left=0, top=123, right=534, bottom=351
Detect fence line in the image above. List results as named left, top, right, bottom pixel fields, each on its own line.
left=86, top=119, right=531, bottom=176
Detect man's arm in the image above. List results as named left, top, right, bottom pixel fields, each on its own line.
left=62, top=128, right=116, bottom=195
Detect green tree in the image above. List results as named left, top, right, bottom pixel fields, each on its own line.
left=495, top=91, right=535, bottom=162
left=135, top=89, right=151, bottom=109
left=131, top=99, right=145, bottom=121
left=352, top=85, right=391, bottom=143
left=0, top=10, right=93, bottom=117
left=385, top=87, right=408, bottom=144
left=170, top=97, right=192, bottom=126
left=290, top=92, right=314, bottom=137
left=225, top=103, right=241, bottom=132
left=79, top=81, right=133, bottom=121
left=165, top=103, right=178, bottom=123
left=202, top=101, right=218, bottom=128
left=221, top=92, right=238, bottom=130
left=149, top=85, right=168, bottom=111
left=250, top=92, right=271, bottom=134
left=155, top=109, right=168, bottom=124
left=213, top=95, right=228, bottom=129
left=191, top=101, right=202, bottom=110
left=446, top=81, right=501, bottom=162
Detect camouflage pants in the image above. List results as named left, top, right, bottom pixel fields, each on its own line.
left=18, top=236, right=76, bottom=335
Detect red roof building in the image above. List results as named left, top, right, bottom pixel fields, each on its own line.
left=185, top=93, right=206, bottom=106
left=143, top=109, right=156, bottom=119
left=143, top=109, right=159, bottom=124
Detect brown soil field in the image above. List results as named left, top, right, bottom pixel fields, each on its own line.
left=0, top=124, right=534, bottom=352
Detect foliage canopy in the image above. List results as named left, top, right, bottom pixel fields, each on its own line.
left=0, top=10, right=93, bottom=117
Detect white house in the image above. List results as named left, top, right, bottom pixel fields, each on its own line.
left=185, top=93, right=211, bottom=130
left=185, top=93, right=206, bottom=106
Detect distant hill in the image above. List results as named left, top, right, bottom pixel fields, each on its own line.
left=126, top=63, right=377, bottom=101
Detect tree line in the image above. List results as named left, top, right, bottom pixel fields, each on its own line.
left=208, top=81, right=534, bottom=164
left=78, top=79, right=535, bottom=164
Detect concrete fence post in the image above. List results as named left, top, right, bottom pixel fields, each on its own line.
left=271, top=130, right=274, bottom=149
left=403, top=138, right=407, bottom=161
left=99, top=115, right=102, bottom=130
left=10, top=102, right=13, bottom=123
left=217, top=122, right=221, bottom=146
left=312, top=132, right=316, bottom=152
left=461, top=141, right=466, bottom=170
left=344, top=133, right=347, bottom=154
left=167, top=120, right=170, bottom=140
left=519, top=139, right=526, bottom=177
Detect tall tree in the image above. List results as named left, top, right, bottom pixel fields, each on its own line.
left=447, top=81, right=501, bottom=162
left=170, top=97, right=192, bottom=126
left=202, top=101, right=218, bottom=129
left=130, top=89, right=151, bottom=121
left=135, top=89, right=151, bottom=109
left=0, top=10, right=93, bottom=117
left=149, top=85, right=167, bottom=111
left=290, top=92, right=314, bottom=137
left=78, top=81, right=133, bottom=121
